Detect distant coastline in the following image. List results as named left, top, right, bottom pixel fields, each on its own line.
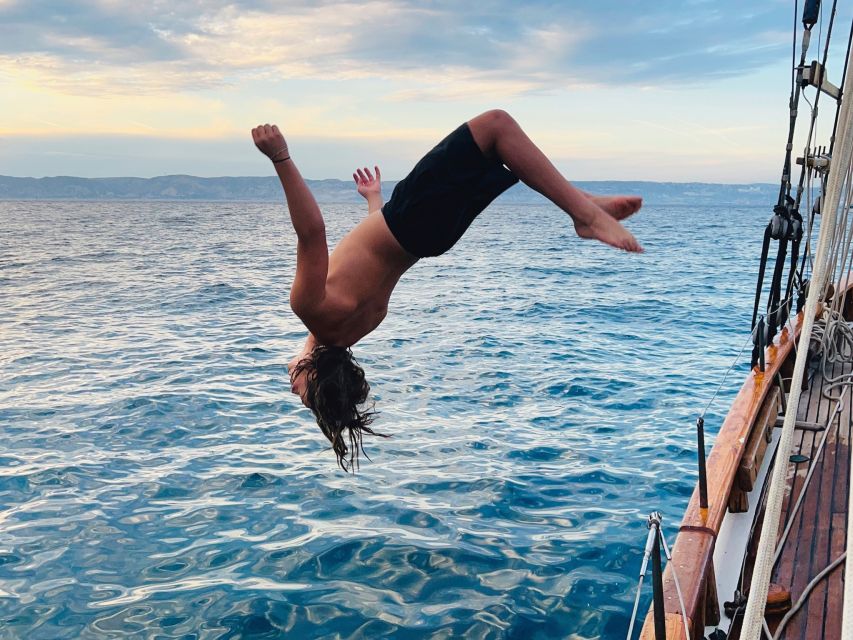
left=0, top=174, right=779, bottom=206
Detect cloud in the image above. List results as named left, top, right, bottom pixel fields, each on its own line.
left=0, top=0, right=804, bottom=97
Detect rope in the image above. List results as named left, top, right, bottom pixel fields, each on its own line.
left=740, top=38, right=853, bottom=638
left=659, top=522, right=690, bottom=640
left=775, top=552, right=846, bottom=639
left=704, top=291, right=804, bottom=421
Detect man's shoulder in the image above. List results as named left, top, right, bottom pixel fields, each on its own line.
left=291, top=289, right=356, bottom=328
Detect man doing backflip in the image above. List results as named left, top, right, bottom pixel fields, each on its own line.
left=251, top=110, right=643, bottom=470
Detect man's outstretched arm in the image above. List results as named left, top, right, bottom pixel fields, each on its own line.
left=353, top=165, right=383, bottom=213
left=252, top=124, right=328, bottom=315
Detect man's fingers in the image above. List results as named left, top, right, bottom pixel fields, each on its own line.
left=353, top=173, right=359, bottom=184
left=272, top=124, right=281, bottom=135
left=357, top=168, right=366, bottom=182
left=364, top=167, right=373, bottom=181
left=375, top=165, right=381, bottom=180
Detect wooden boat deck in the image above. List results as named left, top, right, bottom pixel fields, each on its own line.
left=766, top=356, right=850, bottom=639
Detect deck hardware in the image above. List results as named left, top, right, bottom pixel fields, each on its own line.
left=647, top=512, right=667, bottom=640
left=800, top=60, right=842, bottom=100
left=774, top=417, right=826, bottom=431
left=752, top=316, right=766, bottom=372
left=775, top=372, right=788, bottom=409
left=802, top=0, right=820, bottom=27
left=697, top=417, right=709, bottom=509
left=626, top=512, right=670, bottom=640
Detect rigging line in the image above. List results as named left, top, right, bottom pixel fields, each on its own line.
left=795, top=156, right=817, bottom=288
left=754, top=0, right=815, bottom=334
left=829, top=16, right=853, bottom=155
left=792, top=0, right=799, bottom=101
left=825, top=164, right=853, bottom=305
left=700, top=324, right=760, bottom=419
left=704, top=291, right=806, bottom=420
left=818, top=0, right=823, bottom=72
left=794, top=0, right=840, bottom=212
left=625, top=571, right=645, bottom=640
left=782, top=0, right=840, bottom=325
left=817, top=167, right=853, bottom=394
left=658, top=524, right=690, bottom=640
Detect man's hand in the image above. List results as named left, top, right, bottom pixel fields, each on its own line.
left=353, top=166, right=381, bottom=200
left=252, top=123, right=289, bottom=162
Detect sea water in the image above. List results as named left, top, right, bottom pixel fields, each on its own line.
left=1, top=200, right=766, bottom=639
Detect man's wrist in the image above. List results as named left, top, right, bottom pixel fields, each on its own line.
left=366, top=193, right=383, bottom=209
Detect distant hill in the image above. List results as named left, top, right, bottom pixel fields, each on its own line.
left=0, top=174, right=779, bottom=206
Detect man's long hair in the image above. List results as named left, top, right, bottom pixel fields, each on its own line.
left=291, top=345, right=385, bottom=471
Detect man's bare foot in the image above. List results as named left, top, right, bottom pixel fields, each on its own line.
left=574, top=208, right=643, bottom=253
left=589, top=195, right=643, bottom=221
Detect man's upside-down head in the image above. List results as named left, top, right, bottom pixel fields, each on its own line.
left=289, top=345, right=386, bottom=471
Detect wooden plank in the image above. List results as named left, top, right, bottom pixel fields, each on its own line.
left=772, top=427, right=806, bottom=597
left=788, top=427, right=819, bottom=639
left=738, top=387, right=781, bottom=491
left=824, top=513, right=846, bottom=640
left=804, top=361, right=842, bottom=640
left=774, top=382, right=818, bottom=640
left=824, top=372, right=850, bottom=639
left=638, top=612, right=692, bottom=640
left=773, top=418, right=827, bottom=430
left=835, top=377, right=852, bottom=514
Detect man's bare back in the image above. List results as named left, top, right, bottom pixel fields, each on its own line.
left=251, top=110, right=642, bottom=468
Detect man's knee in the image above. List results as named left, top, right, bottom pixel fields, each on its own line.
left=479, top=109, right=517, bottom=132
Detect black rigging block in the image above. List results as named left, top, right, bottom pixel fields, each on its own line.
left=802, top=0, right=821, bottom=28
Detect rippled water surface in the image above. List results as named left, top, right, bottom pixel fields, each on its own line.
left=1, top=199, right=767, bottom=639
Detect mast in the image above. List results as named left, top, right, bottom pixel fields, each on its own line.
left=739, top=33, right=853, bottom=639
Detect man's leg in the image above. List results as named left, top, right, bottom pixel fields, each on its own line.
left=467, top=110, right=643, bottom=253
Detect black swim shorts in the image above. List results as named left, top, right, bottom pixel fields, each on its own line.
left=382, top=123, right=519, bottom=258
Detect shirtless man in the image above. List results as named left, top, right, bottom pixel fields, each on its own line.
left=251, top=109, right=642, bottom=470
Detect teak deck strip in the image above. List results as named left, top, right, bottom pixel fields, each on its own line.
left=769, top=358, right=850, bottom=640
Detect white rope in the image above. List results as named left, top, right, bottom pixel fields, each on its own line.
left=741, top=39, right=853, bottom=638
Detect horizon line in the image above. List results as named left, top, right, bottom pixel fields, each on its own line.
left=0, top=174, right=780, bottom=187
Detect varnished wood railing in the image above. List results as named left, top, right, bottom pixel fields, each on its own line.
left=636, top=293, right=835, bottom=639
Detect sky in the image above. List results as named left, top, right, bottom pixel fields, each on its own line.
left=1, top=0, right=850, bottom=182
